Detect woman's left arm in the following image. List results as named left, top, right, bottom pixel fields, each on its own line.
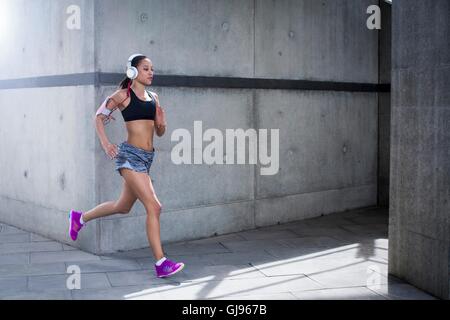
left=154, top=93, right=167, bottom=137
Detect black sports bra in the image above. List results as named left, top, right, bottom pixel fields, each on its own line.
left=121, top=89, right=156, bottom=122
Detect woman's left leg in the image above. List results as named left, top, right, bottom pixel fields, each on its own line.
left=82, top=179, right=138, bottom=223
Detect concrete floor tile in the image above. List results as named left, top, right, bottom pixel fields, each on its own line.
left=30, top=233, right=53, bottom=242
left=0, top=241, right=63, bottom=254
left=204, top=252, right=277, bottom=266
left=0, top=276, right=28, bottom=296
left=164, top=243, right=231, bottom=255
left=30, top=250, right=101, bottom=264
left=0, top=253, right=29, bottom=265
left=237, top=229, right=299, bottom=241
left=305, top=265, right=402, bottom=289
left=65, top=259, right=143, bottom=274
left=213, top=292, right=298, bottom=300
left=367, top=283, right=439, bottom=300
left=177, top=264, right=267, bottom=282
left=0, top=233, right=30, bottom=244
left=71, top=285, right=166, bottom=300
left=250, top=253, right=386, bottom=277
left=291, top=286, right=387, bottom=300
left=345, top=215, right=389, bottom=225
left=278, top=236, right=350, bottom=249
left=220, top=239, right=291, bottom=253
left=102, top=247, right=154, bottom=259
left=155, top=276, right=323, bottom=299
left=264, top=244, right=388, bottom=264
left=1, top=289, right=73, bottom=300
left=0, top=262, right=67, bottom=277
left=302, top=215, right=360, bottom=228
left=0, top=224, right=28, bottom=235
left=339, top=224, right=388, bottom=237
left=287, top=225, right=358, bottom=239
left=114, top=276, right=321, bottom=300
left=28, top=273, right=111, bottom=291
left=180, top=233, right=247, bottom=245
left=62, top=244, right=78, bottom=251
left=106, top=269, right=179, bottom=287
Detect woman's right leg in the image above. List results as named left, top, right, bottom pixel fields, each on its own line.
left=119, top=168, right=164, bottom=261
left=82, top=179, right=138, bottom=223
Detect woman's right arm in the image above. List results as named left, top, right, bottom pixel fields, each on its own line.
left=93, top=91, right=123, bottom=159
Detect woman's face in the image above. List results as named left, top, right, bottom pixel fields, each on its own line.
left=136, top=58, right=154, bottom=86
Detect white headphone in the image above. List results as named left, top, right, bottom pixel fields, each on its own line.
left=126, top=53, right=144, bottom=80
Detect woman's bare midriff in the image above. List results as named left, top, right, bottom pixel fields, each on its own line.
left=124, top=120, right=155, bottom=152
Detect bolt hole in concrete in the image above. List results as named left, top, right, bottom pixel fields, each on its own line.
left=140, top=12, right=148, bottom=23
left=222, top=22, right=229, bottom=31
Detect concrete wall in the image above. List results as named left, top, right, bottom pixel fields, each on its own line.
left=378, top=1, right=391, bottom=207
left=389, top=0, right=450, bottom=299
left=0, top=0, right=381, bottom=254
left=0, top=0, right=99, bottom=253
left=0, top=0, right=95, bottom=78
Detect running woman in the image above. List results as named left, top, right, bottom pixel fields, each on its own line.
left=69, top=54, right=184, bottom=278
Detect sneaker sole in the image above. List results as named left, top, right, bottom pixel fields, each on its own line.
left=157, top=263, right=185, bottom=278
left=68, top=210, right=77, bottom=241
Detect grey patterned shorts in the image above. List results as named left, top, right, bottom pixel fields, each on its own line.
left=115, top=141, right=155, bottom=176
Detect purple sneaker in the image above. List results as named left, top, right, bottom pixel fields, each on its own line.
left=155, top=259, right=185, bottom=278
left=68, top=210, right=84, bottom=241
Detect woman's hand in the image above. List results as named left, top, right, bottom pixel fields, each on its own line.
left=155, top=105, right=167, bottom=128
left=154, top=94, right=167, bottom=128
left=103, top=142, right=119, bottom=160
